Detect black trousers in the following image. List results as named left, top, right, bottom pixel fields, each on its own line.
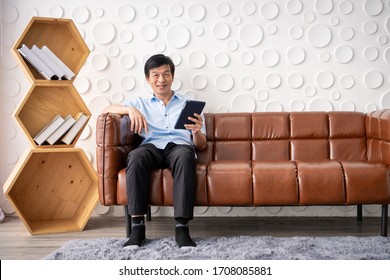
left=126, top=142, right=196, bottom=219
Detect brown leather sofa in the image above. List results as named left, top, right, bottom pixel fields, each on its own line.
left=96, top=110, right=390, bottom=237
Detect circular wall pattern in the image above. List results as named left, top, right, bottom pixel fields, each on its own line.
left=304, top=85, right=317, bottom=97
left=334, top=45, right=354, bottom=64
left=261, top=49, right=280, bottom=67
left=118, top=5, right=136, bottom=22
left=93, top=22, right=116, bottom=44
left=212, top=22, right=231, bottom=40
left=231, top=94, right=256, bottom=112
left=121, top=54, right=136, bottom=69
left=307, top=24, right=332, bottom=48
left=91, top=54, right=109, bottom=71
left=216, top=73, right=235, bottom=92
left=363, top=0, right=383, bottom=16
left=188, top=51, right=207, bottom=69
left=240, top=51, right=255, bottom=65
left=364, top=70, right=383, bottom=89
left=192, top=74, right=208, bottom=90
left=2, top=5, right=18, bottom=23
left=120, top=76, right=136, bottom=91
left=339, top=26, right=354, bottom=41
left=290, top=99, right=305, bottom=111
left=286, top=0, right=303, bottom=15
left=260, top=1, right=279, bottom=20
left=339, top=74, right=355, bottom=89
left=287, top=72, right=304, bottom=89
left=265, top=73, right=282, bottom=89
left=140, top=24, right=158, bottom=42
left=257, top=89, right=269, bottom=101
left=316, top=71, right=335, bottom=89
left=242, top=1, right=257, bottom=15
left=217, top=2, right=231, bottom=17
left=241, top=76, right=255, bottom=90
left=286, top=46, right=305, bottom=65
left=72, top=6, right=90, bottom=23
left=308, top=98, right=333, bottom=111
left=3, top=78, right=20, bottom=97
left=239, top=23, right=263, bottom=47
left=364, top=46, right=379, bottom=61
left=167, top=25, right=191, bottom=49
left=315, top=0, right=333, bottom=15
left=49, top=5, right=64, bottom=17
left=188, top=4, right=206, bottom=22
left=339, top=0, right=354, bottom=15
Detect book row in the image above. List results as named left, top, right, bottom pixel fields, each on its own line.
left=34, top=113, right=88, bottom=145
left=18, top=44, right=75, bottom=80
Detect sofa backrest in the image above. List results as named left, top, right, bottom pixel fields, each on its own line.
left=197, top=111, right=367, bottom=163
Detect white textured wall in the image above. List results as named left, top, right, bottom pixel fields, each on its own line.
left=1, top=0, right=390, bottom=219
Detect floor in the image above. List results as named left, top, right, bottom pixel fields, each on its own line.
left=0, top=215, right=387, bottom=260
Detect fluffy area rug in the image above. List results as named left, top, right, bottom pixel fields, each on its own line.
left=44, top=235, right=390, bottom=260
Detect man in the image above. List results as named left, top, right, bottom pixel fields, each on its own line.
left=102, top=54, right=207, bottom=248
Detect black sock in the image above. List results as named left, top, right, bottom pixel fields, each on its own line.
left=175, top=217, right=189, bottom=227
left=175, top=226, right=196, bottom=248
left=123, top=216, right=145, bottom=248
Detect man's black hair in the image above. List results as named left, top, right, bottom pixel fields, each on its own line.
left=144, top=54, right=175, bottom=78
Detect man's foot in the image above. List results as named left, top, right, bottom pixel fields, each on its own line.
left=175, top=226, right=196, bottom=248
left=123, top=223, right=145, bottom=248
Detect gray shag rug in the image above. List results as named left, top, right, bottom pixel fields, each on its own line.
left=44, top=235, right=390, bottom=260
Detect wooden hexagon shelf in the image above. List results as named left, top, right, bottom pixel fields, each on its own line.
left=4, top=148, right=98, bottom=235
left=11, top=17, right=89, bottom=83
left=13, top=83, right=91, bottom=148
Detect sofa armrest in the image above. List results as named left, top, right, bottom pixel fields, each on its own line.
left=366, top=109, right=390, bottom=165
left=96, top=113, right=142, bottom=205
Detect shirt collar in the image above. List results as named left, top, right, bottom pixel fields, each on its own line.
left=150, top=91, right=182, bottom=102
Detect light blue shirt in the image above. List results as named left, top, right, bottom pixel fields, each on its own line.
left=122, top=92, right=206, bottom=149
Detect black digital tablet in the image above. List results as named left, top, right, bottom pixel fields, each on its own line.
left=174, top=100, right=206, bottom=129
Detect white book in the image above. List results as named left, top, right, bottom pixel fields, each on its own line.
left=61, top=113, right=88, bottom=144
left=41, top=45, right=75, bottom=80
left=31, top=45, right=66, bottom=80
left=18, top=44, right=59, bottom=80
left=46, top=115, right=76, bottom=145
left=34, top=115, right=65, bottom=145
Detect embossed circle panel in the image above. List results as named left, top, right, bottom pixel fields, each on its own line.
left=167, top=25, right=191, bottom=49
left=216, top=73, right=234, bottom=92
left=307, top=24, right=332, bottom=48
left=239, top=23, right=263, bottom=47
left=93, top=22, right=116, bottom=44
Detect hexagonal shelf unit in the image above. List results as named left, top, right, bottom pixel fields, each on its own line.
left=11, top=17, right=89, bottom=83
left=13, top=83, right=91, bottom=148
left=4, top=148, right=98, bottom=235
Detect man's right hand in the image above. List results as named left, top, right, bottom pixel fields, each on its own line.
left=128, top=107, right=148, bottom=134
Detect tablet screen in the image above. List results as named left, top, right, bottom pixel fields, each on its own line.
left=174, top=100, right=206, bottom=129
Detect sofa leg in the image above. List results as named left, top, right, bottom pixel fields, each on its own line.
left=381, top=204, right=388, bottom=237
left=124, top=206, right=132, bottom=238
left=147, top=205, right=152, bottom=221
left=357, top=204, right=362, bottom=221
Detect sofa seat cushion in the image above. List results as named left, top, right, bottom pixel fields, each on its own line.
left=207, top=160, right=252, bottom=205
left=252, top=161, right=299, bottom=205
left=341, top=161, right=390, bottom=204
left=296, top=160, right=345, bottom=205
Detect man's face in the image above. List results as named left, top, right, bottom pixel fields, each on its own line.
left=146, top=64, right=174, bottom=97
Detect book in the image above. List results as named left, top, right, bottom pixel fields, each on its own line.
left=46, top=115, right=76, bottom=145
left=34, top=115, right=65, bottom=145
left=31, top=45, right=67, bottom=80
left=60, top=113, right=88, bottom=144
left=17, top=44, right=59, bottom=80
left=41, top=45, right=75, bottom=80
